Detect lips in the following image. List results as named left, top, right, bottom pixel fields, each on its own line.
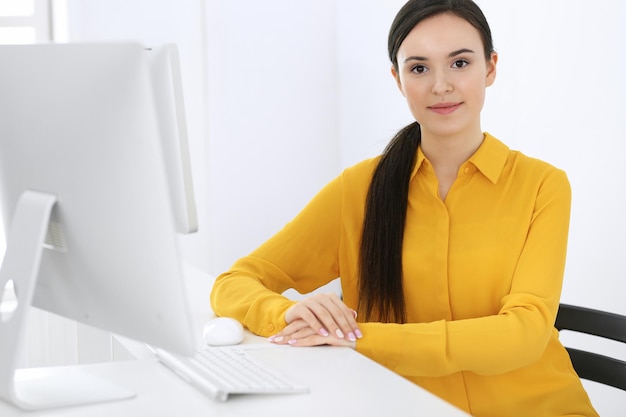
left=429, top=102, right=462, bottom=115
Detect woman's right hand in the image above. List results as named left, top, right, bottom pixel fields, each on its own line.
left=272, top=293, right=362, bottom=344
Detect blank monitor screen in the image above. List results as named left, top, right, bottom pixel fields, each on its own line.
left=0, top=43, right=198, bottom=357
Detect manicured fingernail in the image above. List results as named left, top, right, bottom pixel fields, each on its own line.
left=268, top=335, right=275, bottom=342
left=336, top=329, right=344, bottom=338
left=348, top=332, right=356, bottom=342
left=355, top=329, right=363, bottom=339
left=288, top=339, right=297, bottom=345
left=320, top=328, right=329, bottom=337
left=271, top=336, right=283, bottom=343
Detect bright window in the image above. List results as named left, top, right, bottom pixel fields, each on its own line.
left=0, top=26, right=36, bottom=43
left=0, top=0, right=35, bottom=16
left=0, top=0, right=50, bottom=44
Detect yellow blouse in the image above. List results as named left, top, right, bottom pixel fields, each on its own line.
left=211, top=133, right=598, bottom=417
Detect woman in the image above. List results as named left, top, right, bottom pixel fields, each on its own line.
left=210, top=0, right=598, bottom=415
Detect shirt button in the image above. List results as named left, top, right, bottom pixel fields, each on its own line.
left=464, top=167, right=471, bottom=174
left=267, top=324, right=275, bottom=332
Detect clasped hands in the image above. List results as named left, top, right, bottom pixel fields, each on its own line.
left=269, top=293, right=362, bottom=348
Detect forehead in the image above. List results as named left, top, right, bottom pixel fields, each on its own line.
left=398, top=13, right=484, bottom=58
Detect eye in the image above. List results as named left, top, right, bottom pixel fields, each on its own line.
left=411, top=64, right=428, bottom=74
left=452, top=59, right=469, bottom=69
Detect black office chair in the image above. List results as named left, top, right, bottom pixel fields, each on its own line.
left=554, top=303, right=626, bottom=390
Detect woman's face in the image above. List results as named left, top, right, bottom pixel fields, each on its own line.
left=392, top=13, right=497, bottom=140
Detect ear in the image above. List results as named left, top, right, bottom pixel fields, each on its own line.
left=391, top=65, right=405, bottom=96
left=485, top=52, right=498, bottom=87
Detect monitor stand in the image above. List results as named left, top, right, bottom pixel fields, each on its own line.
left=0, top=191, right=136, bottom=410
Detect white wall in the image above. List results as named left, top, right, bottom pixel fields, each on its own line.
left=56, top=0, right=626, bottom=413
left=203, top=0, right=341, bottom=275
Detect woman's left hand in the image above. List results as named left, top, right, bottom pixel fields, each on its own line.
left=269, top=318, right=357, bottom=348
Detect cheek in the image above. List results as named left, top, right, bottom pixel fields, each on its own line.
left=403, top=92, right=429, bottom=122
left=400, top=81, right=427, bottom=104
left=457, top=75, right=487, bottom=103
left=472, top=83, right=487, bottom=108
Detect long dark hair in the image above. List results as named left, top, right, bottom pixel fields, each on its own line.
left=357, top=0, right=495, bottom=323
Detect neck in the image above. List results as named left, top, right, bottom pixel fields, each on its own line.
left=420, top=130, right=484, bottom=171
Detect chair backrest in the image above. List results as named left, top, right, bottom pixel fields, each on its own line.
left=555, top=303, right=626, bottom=391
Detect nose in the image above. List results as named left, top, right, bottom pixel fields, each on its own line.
left=432, top=71, right=453, bottom=95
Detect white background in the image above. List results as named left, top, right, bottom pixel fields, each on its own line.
left=23, top=0, right=626, bottom=414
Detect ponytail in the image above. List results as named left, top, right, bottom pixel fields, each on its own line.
left=357, top=122, right=421, bottom=323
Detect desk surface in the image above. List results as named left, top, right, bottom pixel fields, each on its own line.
left=0, top=264, right=469, bottom=416
left=0, top=344, right=468, bottom=417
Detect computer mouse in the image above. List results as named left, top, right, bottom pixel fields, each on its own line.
left=202, top=317, right=244, bottom=346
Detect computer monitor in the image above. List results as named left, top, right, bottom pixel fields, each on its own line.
left=0, top=42, right=199, bottom=410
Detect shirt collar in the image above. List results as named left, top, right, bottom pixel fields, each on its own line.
left=410, top=132, right=509, bottom=184
left=467, top=133, right=509, bottom=184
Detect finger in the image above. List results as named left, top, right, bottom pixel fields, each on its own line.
left=269, top=319, right=311, bottom=344
left=306, top=294, right=361, bottom=342
left=284, top=303, right=331, bottom=337
left=287, top=332, right=357, bottom=348
left=286, top=326, right=318, bottom=342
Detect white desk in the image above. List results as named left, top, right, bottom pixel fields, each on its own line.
left=0, top=343, right=468, bottom=417
left=0, top=264, right=469, bottom=416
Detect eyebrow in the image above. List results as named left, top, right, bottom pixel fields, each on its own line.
left=403, top=48, right=475, bottom=63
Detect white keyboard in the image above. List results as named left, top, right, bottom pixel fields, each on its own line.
left=156, top=346, right=309, bottom=402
